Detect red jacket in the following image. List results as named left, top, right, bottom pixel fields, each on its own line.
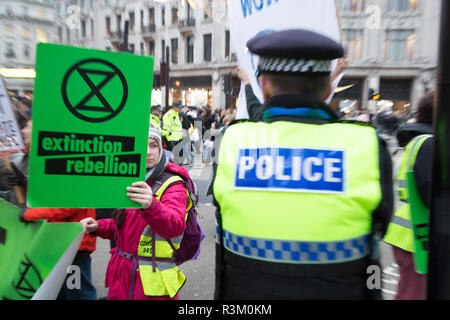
left=23, top=208, right=96, bottom=252
left=95, top=162, right=189, bottom=300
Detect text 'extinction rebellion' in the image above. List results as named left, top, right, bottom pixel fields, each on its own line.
left=37, top=131, right=140, bottom=177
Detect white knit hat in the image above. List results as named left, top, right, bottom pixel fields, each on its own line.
left=148, top=125, right=163, bottom=162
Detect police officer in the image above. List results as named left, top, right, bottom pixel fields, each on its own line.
left=162, top=102, right=183, bottom=152
left=150, top=105, right=163, bottom=133
left=384, top=92, right=434, bottom=300
left=212, top=29, right=393, bottom=299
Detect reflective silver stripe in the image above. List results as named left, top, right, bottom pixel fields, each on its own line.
left=398, top=179, right=407, bottom=189
left=142, top=225, right=183, bottom=244
left=217, top=227, right=370, bottom=264
left=139, top=260, right=176, bottom=272
left=391, top=216, right=412, bottom=229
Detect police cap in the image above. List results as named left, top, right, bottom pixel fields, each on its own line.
left=246, top=29, right=344, bottom=76
left=152, top=105, right=162, bottom=112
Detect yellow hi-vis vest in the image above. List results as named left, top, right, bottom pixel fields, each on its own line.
left=162, top=109, right=183, bottom=142
left=150, top=114, right=161, bottom=133
left=213, top=121, right=382, bottom=264
left=384, top=134, right=432, bottom=252
left=138, top=175, right=192, bottom=298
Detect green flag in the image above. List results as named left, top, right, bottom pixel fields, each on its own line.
left=27, top=43, right=154, bottom=208
left=406, top=170, right=429, bottom=274
left=0, top=199, right=83, bottom=299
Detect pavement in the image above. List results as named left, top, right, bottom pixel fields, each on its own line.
left=91, top=144, right=402, bottom=300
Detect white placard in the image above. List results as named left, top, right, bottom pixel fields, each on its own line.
left=0, top=76, right=25, bottom=151
left=228, top=0, right=341, bottom=119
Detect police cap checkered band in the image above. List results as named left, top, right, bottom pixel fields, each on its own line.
left=258, top=56, right=332, bottom=74
left=247, top=29, right=344, bottom=75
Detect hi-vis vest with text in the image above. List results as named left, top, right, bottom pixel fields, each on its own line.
left=162, top=109, right=183, bottom=142
left=137, top=174, right=192, bottom=298
left=213, top=121, right=382, bottom=264
left=384, top=134, right=432, bottom=252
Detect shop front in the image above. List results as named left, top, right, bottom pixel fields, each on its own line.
left=169, top=76, right=212, bottom=106
left=329, top=77, right=364, bottom=113
left=378, top=78, right=412, bottom=113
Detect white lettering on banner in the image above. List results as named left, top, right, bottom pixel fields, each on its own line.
left=234, top=147, right=345, bottom=193
left=240, top=0, right=280, bottom=18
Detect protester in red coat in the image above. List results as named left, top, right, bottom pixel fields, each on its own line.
left=81, top=127, right=189, bottom=300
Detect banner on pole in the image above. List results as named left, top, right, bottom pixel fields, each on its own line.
left=228, top=0, right=341, bottom=119
left=27, top=44, right=154, bottom=208
left=0, top=199, right=83, bottom=300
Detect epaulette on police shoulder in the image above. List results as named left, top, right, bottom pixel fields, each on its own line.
left=334, top=119, right=375, bottom=128
left=228, top=119, right=256, bottom=126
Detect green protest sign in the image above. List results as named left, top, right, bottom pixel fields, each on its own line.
left=27, top=43, right=153, bottom=208
left=0, top=199, right=82, bottom=299
left=407, top=171, right=429, bottom=274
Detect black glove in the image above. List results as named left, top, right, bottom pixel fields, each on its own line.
left=6, top=162, right=27, bottom=188
left=18, top=207, right=34, bottom=224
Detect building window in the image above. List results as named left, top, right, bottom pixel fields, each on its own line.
left=171, top=38, right=178, bottom=64
left=117, top=14, right=122, bottom=32
left=225, top=30, right=230, bottom=60
left=161, top=7, right=165, bottom=26
left=203, top=33, right=212, bottom=62
left=385, top=30, right=415, bottom=61
left=337, top=0, right=365, bottom=12
left=149, top=8, right=155, bottom=26
left=388, top=0, right=418, bottom=12
left=162, top=39, right=165, bottom=60
left=66, top=27, right=71, bottom=42
left=187, top=36, right=194, bottom=63
left=23, top=43, right=30, bottom=58
left=204, top=0, right=213, bottom=20
left=171, top=5, right=178, bottom=25
left=342, top=29, right=363, bottom=61
left=23, top=27, right=31, bottom=39
left=129, top=11, right=135, bottom=31
left=5, top=42, right=15, bottom=58
left=36, top=29, right=48, bottom=43
left=81, top=19, right=86, bottom=38
left=149, top=40, right=155, bottom=56
left=106, top=16, right=111, bottom=36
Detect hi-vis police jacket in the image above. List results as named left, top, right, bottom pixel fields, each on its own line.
left=162, top=109, right=183, bottom=142
left=384, top=134, right=433, bottom=252
left=212, top=94, right=393, bottom=299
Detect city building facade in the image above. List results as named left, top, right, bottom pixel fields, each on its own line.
left=0, top=0, right=441, bottom=113
left=332, top=0, right=440, bottom=114
left=0, top=0, right=58, bottom=96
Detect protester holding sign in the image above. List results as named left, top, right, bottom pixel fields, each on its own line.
left=81, top=127, right=192, bottom=300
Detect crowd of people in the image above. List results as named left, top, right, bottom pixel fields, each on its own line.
left=149, top=102, right=237, bottom=165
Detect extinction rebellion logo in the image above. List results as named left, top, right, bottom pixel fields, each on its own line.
left=37, top=59, right=139, bottom=178
left=61, top=58, right=128, bottom=123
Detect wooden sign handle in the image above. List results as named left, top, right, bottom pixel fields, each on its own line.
left=1, top=152, right=25, bottom=205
